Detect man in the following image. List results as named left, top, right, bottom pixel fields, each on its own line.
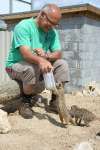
left=5, top=4, right=69, bottom=119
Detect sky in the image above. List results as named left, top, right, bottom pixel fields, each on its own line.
left=33, top=0, right=100, bottom=10
left=0, top=0, right=100, bottom=14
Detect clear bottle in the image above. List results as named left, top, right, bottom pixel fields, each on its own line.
left=43, top=71, right=56, bottom=90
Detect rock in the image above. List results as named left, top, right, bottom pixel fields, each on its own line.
left=73, top=141, right=93, bottom=150
left=0, top=109, right=11, bottom=134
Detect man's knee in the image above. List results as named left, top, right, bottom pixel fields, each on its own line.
left=22, top=65, right=37, bottom=84
left=25, top=65, right=34, bottom=74
left=53, top=59, right=70, bottom=83
left=53, top=59, right=69, bottom=72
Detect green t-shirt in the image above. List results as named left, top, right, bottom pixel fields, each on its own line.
left=6, top=18, right=61, bottom=67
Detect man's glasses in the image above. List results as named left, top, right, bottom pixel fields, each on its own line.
left=42, top=12, right=59, bottom=26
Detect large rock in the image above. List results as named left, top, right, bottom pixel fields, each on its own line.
left=0, top=109, right=11, bottom=134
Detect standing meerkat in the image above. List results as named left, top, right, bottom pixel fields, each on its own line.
left=55, top=83, right=75, bottom=125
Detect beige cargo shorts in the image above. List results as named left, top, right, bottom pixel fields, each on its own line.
left=6, top=59, right=70, bottom=94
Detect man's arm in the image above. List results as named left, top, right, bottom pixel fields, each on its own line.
left=45, top=51, right=62, bottom=62
left=20, top=46, right=53, bottom=73
left=33, top=48, right=62, bottom=62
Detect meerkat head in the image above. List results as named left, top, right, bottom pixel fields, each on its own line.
left=56, top=82, right=63, bottom=89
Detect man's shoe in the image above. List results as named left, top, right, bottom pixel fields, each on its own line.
left=19, top=102, right=34, bottom=119
left=31, top=94, right=45, bottom=107
left=1, top=98, right=21, bottom=114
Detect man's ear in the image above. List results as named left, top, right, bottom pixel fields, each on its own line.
left=40, top=11, right=45, bottom=19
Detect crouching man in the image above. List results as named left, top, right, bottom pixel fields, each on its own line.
left=5, top=4, right=69, bottom=119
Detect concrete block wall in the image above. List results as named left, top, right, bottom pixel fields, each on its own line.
left=0, top=15, right=100, bottom=93
left=80, top=18, right=100, bottom=86
left=58, top=16, right=100, bottom=91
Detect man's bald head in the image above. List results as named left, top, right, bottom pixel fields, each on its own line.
left=41, top=4, right=62, bottom=25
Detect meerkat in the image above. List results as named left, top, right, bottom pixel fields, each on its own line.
left=55, top=83, right=75, bottom=125
left=69, top=105, right=100, bottom=127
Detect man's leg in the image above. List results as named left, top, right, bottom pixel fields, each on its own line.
left=14, top=79, right=24, bottom=96
left=10, top=61, right=41, bottom=119
left=49, top=59, right=70, bottom=113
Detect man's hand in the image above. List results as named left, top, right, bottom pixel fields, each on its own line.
left=20, top=46, right=53, bottom=72
left=34, top=48, right=45, bottom=57
left=38, top=57, right=53, bottom=73
left=45, top=51, right=62, bottom=61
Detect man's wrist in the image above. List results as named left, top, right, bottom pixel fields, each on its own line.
left=45, top=53, right=52, bottom=60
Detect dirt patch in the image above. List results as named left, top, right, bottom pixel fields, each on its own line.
left=0, top=95, right=100, bottom=150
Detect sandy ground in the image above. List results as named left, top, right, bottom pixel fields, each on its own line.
left=0, top=93, right=100, bottom=150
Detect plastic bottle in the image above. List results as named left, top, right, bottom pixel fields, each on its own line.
left=43, top=71, right=56, bottom=90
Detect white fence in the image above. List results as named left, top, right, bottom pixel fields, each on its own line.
left=0, top=30, right=12, bottom=84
